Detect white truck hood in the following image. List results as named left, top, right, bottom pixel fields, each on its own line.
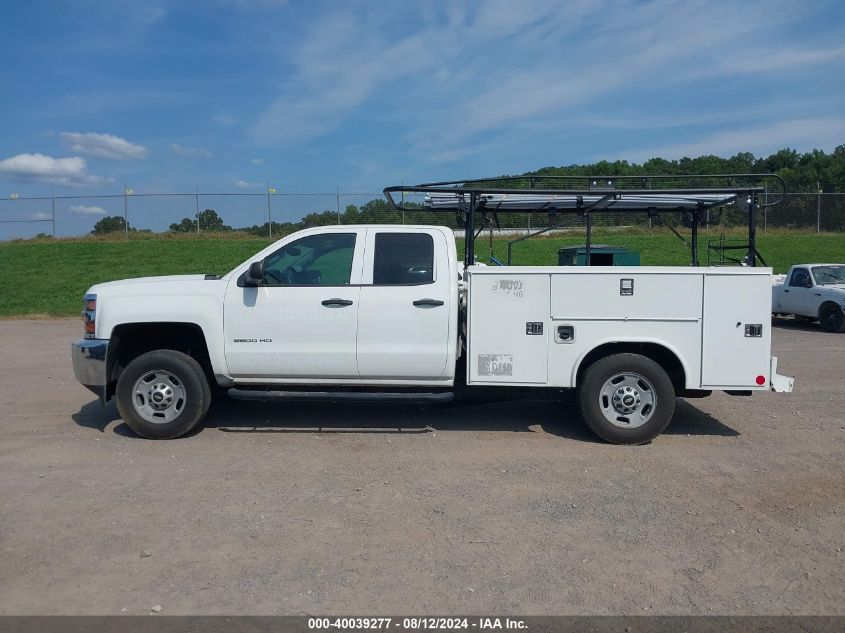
left=88, top=275, right=217, bottom=295
left=90, top=274, right=211, bottom=291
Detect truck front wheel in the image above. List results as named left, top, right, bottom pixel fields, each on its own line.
left=578, top=353, right=675, bottom=444
left=116, top=350, right=211, bottom=439
left=819, top=303, right=845, bottom=333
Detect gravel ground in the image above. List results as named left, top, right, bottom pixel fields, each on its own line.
left=0, top=318, right=843, bottom=615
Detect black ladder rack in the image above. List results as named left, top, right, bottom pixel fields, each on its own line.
left=383, top=173, right=785, bottom=268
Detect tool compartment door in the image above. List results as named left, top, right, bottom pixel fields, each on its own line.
left=701, top=274, right=772, bottom=387
left=468, top=272, right=550, bottom=384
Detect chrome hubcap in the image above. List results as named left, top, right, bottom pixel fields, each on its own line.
left=599, top=372, right=656, bottom=428
left=132, top=370, right=186, bottom=424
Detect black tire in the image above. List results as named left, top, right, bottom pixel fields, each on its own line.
left=116, top=350, right=211, bottom=439
left=819, top=303, right=845, bottom=333
left=577, top=353, right=675, bottom=445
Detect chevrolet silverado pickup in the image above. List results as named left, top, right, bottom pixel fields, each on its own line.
left=72, top=223, right=794, bottom=444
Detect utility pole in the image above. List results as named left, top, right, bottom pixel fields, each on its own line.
left=51, top=189, right=56, bottom=237
left=817, top=181, right=821, bottom=234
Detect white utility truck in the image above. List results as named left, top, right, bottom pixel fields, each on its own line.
left=772, top=264, right=845, bottom=332
left=72, top=175, right=794, bottom=444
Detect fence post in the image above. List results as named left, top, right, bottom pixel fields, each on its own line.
left=763, top=185, right=767, bottom=232
left=748, top=192, right=757, bottom=267
left=817, top=182, right=821, bottom=234
left=51, top=189, right=56, bottom=237
left=195, top=185, right=200, bottom=235
left=123, top=183, right=129, bottom=240
left=267, top=181, right=272, bottom=239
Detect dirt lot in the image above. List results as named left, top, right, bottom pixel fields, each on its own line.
left=0, top=319, right=843, bottom=615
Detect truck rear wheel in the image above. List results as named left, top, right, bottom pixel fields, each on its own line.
left=819, top=303, right=845, bottom=332
left=578, top=353, right=675, bottom=444
left=116, top=350, right=211, bottom=439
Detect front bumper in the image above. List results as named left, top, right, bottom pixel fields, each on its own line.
left=71, top=339, right=109, bottom=404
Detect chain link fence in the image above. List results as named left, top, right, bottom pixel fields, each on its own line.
left=1, top=189, right=844, bottom=240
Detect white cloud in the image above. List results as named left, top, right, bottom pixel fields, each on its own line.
left=249, top=1, right=614, bottom=145
left=620, top=117, right=845, bottom=163
left=406, top=1, right=789, bottom=154
left=704, top=44, right=845, bottom=77
left=249, top=0, right=843, bottom=165
left=29, top=212, right=52, bottom=221
left=69, top=204, right=108, bottom=215
left=170, top=143, right=214, bottom=158
left=235, top=179, right=263, bottom=189
left=250, top=157, right=264, bottom=165
left=0, top=153, right=109, bottom=187
left=60, top=132, right=148, bottom=160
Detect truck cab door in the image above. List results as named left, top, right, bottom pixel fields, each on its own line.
left=781, top=268, right=816, bottom=316
left=223, top=229, right=365, bottom=379
left=356, top=229, right=456, bottom=381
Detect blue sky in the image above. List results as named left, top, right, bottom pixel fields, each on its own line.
left=1, top=0, right=844, bottom=233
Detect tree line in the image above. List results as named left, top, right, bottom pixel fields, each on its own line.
left=91, top=144, right=845, bottom=235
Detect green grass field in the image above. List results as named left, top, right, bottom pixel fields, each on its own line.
left=1, top=230, right=843, bottom=317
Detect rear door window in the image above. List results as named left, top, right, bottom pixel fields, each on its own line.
left=372, top=233, right=434, bottom=285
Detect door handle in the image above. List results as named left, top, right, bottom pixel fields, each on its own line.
left=322, top=298, right=353, bottom=307
left=413, top=298, right=445, bottom=307
left=783, top=289, right=789, bottom=293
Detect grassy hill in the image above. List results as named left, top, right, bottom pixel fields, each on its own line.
left=1, top=230, right=842, bottom=317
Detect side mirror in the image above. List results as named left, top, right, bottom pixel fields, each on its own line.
left=244, top=260, right=265, bottom=286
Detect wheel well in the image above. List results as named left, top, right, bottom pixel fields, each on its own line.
left=819, top=300, right=839, bottom=318
left=576, top=342, right=686, bottom=391
left=107, top=323, right=212, bottom=399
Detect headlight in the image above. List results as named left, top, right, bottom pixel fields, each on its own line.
left=82, top=293, right=96, bottom=338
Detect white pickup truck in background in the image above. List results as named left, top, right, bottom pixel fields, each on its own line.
left=772, top=264, right=845, bottom=332
left=72, top=224, right=794, bottom=444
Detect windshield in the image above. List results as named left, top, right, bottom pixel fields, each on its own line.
left=812, top=265, right=845, bottom=285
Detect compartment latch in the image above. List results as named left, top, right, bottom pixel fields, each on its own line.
left=744, top=324, right=763, bottom=337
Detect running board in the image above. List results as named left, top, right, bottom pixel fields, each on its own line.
left=227, top=389, right=455, bottom=404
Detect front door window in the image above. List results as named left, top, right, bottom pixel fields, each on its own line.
left=263, top=233, right=356, bottom=286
